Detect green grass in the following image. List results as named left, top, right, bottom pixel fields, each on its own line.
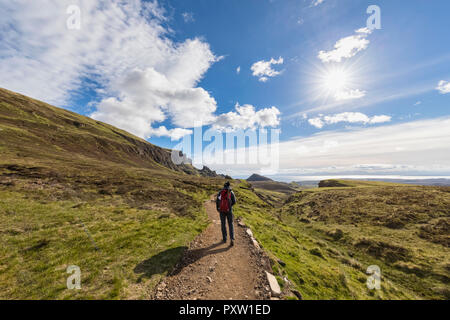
left=0, top=157, right=221, bottom=300
left=318, top=179, right=415, bottom=188
left=233, top=180, right=449, bottom=300
left=0, top=182, right=214, bottom=299
left=247, top=180, right=299, bottom=207
left=0, top=88, right=224, bottom=299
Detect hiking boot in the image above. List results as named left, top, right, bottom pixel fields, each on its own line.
left=223, top=239, right=227, bottom=244
left=230, top=240, right=234, bottom=247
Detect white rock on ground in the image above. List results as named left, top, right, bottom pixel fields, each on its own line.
left=246, top=229, right=254, bottom=237
left=265, top=272, right=281, bottom=297
left=252, top=238, right=260, bottom=249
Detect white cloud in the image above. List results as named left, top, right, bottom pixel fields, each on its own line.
left=369, top=115, right=391, bottom=124
left=308, top=112, right=391, bottom=128
left=308, top=118, right=324, bottom=129
left=236, top=66, right=241, bottom=74
left=213, top=103, right=281, bottom=131
left=311, top=0, right=325, bottom=7
left=436, top=80, right=450, bottom=94
left=281, top=117, right=450, bottom=172
left=355, top=27, right=372, bottom=35
left=181, top=12, right=195, bottom=23
left=208, top=117, right=450, bottom=177
left=0, top=0, right=224, bottom=140
left=149, top=126, right=193, bottom=140
left=334, top=89, right=366, bottom=101
left=251, top=57, right=284, bottom=82
left=318, top=28, right=372, bottom=63
left=414, top=101, right=422, bottom=106
left=292, top=82, right=435, bottom=115
left=91, top=66, right=219, bottom=138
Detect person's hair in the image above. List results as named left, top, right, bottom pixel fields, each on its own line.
left=224, top=181, right=230, bottom=188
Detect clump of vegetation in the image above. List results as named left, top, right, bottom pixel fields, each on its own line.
left=355, top=238, right=410, bottom=263
left=340, top=257, right=363, bottom=271
left=418, top=218, right=450, bottom=247
left=309, top=248, right=325, bottom=259
left=327, top=229, right=344, bottom=240
left=393, top=262, right=427, bottom=277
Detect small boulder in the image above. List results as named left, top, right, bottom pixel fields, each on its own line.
left=252, top=238, right=260, bottom=249
left=265, top=272, right=281, bottom=297
left=246, top=229, right=254, bottom=237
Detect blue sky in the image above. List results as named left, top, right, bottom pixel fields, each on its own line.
left=1, top=0, right=450, bottom=180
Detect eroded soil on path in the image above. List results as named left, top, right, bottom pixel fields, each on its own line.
left=154, top=195, right=271, bottom=300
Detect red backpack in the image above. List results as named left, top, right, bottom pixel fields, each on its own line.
left=219, top=189, right=231, bottom=213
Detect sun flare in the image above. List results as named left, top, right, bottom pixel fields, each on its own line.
left=322, top=68, right=350, bottom=93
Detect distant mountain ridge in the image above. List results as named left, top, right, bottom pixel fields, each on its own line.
left=247, top=174, right=273, bottom=182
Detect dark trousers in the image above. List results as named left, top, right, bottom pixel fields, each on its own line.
left=219, top=211, right=234, bottom=241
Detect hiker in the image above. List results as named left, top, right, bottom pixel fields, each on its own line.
left=216, top=181, right=237, bottom=246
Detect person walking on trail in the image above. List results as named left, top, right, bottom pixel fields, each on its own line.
left=216, top=181, right=237, bottom=246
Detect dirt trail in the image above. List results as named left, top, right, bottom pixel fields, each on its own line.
left=155, top=195, right=271, bottom=300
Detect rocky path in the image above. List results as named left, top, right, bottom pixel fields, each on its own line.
left=154, top=195, right=272, bottom=300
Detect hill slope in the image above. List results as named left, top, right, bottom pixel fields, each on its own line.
left=318, top=179, right=412, bottom=188
left=246, top=174, right=298, bottom=206
left=0, top=88, right=218, bottom=176
left=234, top=180, right=450, bottom=299
left=0, top=88, right=225, bottom=299
left=247, top=173, right=273, bottom=182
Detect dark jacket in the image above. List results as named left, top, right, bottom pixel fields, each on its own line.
left=216, top=187, right=236, bottom=213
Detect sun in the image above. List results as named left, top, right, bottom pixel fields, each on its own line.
left=303, top=61, right=364, bottom=103
left=321, top=67, right=350, bottom=93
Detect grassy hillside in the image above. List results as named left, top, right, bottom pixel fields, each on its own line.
left=0, top=88, right=207, bottom=175
left=234, top=180, right=450, bottom=300
left=247, top=179, right=299, bottom=207
left=0, top=88, right=224, bottom=299
left=318, top=179, right=413, bottom=188
left=247, top=173, right=273, bottom=182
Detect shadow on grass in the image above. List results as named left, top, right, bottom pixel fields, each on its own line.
left=134, top=246, right=188, bottom=280
left=134, top=241, right=231, bottom=279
